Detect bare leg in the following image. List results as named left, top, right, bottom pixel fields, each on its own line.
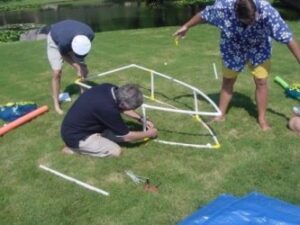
left=214, top=77, right=237, bottom=121
left=254, top=78, right=270, bottom=131
left=52, top=69, right=64, bottom=115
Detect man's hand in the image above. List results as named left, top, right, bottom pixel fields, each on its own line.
left=146, top=127, right=157, bottom=139
left=173, top=25, right=188, bottom=38
left=145, top=120, right=154, bottom=129
left=172, top=13, right=204, bottom=38
left=139, top=117, right=155, bottom=129
left=121, top=127, right=158, bottom=142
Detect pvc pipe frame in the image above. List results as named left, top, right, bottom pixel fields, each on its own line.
left=75, top=64, right=221, bottom=149
left=39, top=165, right=109, bottom=196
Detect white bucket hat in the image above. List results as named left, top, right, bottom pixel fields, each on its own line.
left=71, top=35, right=91, bottom=56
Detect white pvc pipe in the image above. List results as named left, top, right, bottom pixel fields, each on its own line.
left=87, top=64, right=221, bottom=116
left=144, top=97, right=220, bottom=148
left=141, top=105, right=147, bottom=132
left=143, top=104, right=219, bottom=117
left=95, top=64, right=135, bottom=77
left=143, top=95, right=177, bottom=109
left=151, top=71, right=155, bottom=99
left=130, top=64, right=221, bottom=116
left=39, top=165, right=109, bottom=196
left=154, top=139, right=211, bottom=148
left=75, top=79, right=92, bottom=89
left=194, top=115, right=220, bottom=148
left=213, top=63, right=218, bottom=80
left=193, top=90, right=199, bottom=115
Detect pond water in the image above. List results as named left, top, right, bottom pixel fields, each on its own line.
left=0, top=2, right=203, bottom=32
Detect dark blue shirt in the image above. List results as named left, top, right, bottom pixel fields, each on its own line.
left=61, top=84, right=129, bottom=148
left=50, top=20, right=95, bottom=55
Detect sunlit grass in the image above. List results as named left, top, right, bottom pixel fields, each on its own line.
left=0, top=23, right=299, bottom=225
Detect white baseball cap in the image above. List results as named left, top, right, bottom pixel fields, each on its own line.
left=71, top=35, right=91, bottom=56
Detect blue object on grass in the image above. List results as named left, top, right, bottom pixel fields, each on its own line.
left=0, top=102, right=37, bottom=122
left=178, top=192, right=300, bottom=225
left=286, top=88, right=300, bottom=100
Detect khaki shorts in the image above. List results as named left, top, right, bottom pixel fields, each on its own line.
left=47, top=33, right=83, bottom=71
left=72, top=133, right=121, bottom=157
left=223, top=60, right=271, bottom=79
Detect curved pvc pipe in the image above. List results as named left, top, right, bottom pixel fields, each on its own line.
left=90, top=64, right=221, bottom=116
left=0, top=105, right=49, bottom=136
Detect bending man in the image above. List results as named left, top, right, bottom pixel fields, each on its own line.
left=174, top=0, right=300, bottom=130
left=47, top=19, right=95, bottom=114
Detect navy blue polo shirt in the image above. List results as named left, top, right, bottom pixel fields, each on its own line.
left=50, top=19, right=95, bottom=55
left=61, top=83, right=129, bottom=148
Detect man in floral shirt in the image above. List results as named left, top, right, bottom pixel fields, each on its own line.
left=174, top=0, right=300, bottom=130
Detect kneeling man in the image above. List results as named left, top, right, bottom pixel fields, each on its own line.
left=61, top=83, right=157, bottom=157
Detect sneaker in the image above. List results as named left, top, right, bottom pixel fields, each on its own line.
left=59, top=92, right=71, bottom=103
left=62, top=146, right=75, bottom=155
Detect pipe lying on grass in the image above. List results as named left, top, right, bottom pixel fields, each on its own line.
left=39, top=165, right=109, bottom=196
left=0, top=105, right=49, bottom=136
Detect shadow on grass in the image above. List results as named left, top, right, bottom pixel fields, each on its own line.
left=121, top=140, right=151, bottom=148
left=171, top=92, right=289, bottom=121
left=207, top=92, right=289, bottom=121
left=63, top=80, right=98, bottom=96
left=158, top=128, right=211, bottom=137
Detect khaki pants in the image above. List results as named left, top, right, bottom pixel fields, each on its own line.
left=72, top=133, right=121, bottom=157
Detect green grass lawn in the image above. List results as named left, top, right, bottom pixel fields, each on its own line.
left=0, top=23, right=300, bottom=225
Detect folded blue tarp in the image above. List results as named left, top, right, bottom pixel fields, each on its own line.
left=178, top=192, right=300, bottom=225
left=0, top=102, right=37, bottom=122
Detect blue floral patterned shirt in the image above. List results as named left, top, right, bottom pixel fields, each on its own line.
left=200, top=0, right=293, bottom=71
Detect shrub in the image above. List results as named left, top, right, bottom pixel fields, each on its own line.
left=0, top=30, right=22, bottom=42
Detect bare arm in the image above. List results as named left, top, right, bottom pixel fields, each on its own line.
left=121, top=128, right=157, bottom=142
left=120, top=110, right=157, bottom=142
left=287, top=38, right=300, bottom=64
left=173, top=12, right=205, bottom=37
left=63, top=54, right=88, bottom=79
left=122, top=110, right=142, bottom=121
left=122, top=110, right=155, bottom=129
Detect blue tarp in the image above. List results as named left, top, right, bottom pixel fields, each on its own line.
left=0, top=102, right=37, bottom=122
left=178, top=192, right=300, bottom=225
